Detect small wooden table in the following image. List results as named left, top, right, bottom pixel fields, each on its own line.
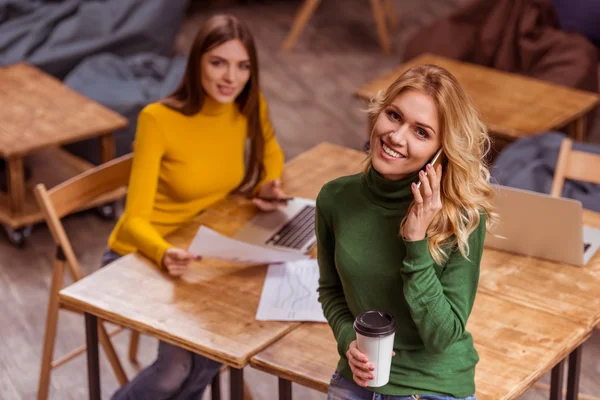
left=250, top=293, right=590, bottom=400
left=59, top=212, right=300, bottom=400
left=58, top=143, right=364, bottom=400
left=245, top=144, right=600, bottom=400
left=0, top=63, right=127, bottom=245
left=355, top=54, right=600, bottom=142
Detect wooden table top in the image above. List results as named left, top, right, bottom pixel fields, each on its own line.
left=248, top=143, right=600, bottom=399
left=354, top=54, right=600, bottom=140
left=58, top=142, right=364, bottom=368
left=479, top=210, right=600, bottom=328
left=59, top=141, right=600, bottom=385
left=250, top=292, right=589, bottom=400
left=0, top=63, right=127, bottom=158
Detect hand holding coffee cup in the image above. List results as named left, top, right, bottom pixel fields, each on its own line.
left=349, top=310, right=397, bottom=387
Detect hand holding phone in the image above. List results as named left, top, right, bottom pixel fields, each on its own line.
left=416, top=148, right=445, bottom=197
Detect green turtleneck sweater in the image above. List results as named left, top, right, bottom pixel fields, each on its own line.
left=316, top=167, right=486, bottom=397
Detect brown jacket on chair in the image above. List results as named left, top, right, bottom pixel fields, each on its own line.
left=403, top=0, right=599, bottom=93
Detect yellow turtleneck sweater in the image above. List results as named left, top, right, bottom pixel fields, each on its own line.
left=108, top=93, right=284, bottom=266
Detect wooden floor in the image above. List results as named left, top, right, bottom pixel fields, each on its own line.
left=1, top=0, right=599, bottom=399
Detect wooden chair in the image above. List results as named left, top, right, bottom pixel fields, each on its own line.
left=35, top=153, right=140, bottom=400
left=550, top=138, right=600, bottom=197
left=550, top=137, right=600, bottom=332
left=281, top=0, right=398, bottom=53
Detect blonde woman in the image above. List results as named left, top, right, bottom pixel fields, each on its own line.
left=316, top=65, right=497, bottom=400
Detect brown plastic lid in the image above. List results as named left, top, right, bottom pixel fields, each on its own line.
left=353, top=310, right=396, bottom=338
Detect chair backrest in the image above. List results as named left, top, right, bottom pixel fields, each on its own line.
left=34, top=153, right=133, bottom=281
left=550, top=138, right=600, bottom=197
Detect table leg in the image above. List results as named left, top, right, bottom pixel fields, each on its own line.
left=100, top=133, right=116, bottom=164
left=229, top=367, right=244, bottom=400
left=566, top=345, right=582, bottom=400
left=7, top=156, right=25, bottom=215
left=550, top=359, right=565, bottom=400
left=278, top=377, right=293, bottom=400
left=211, top=371, right=221, bottom=400
left=568, top=116, right=587, bottom=142
left=85, top=313, right=101, bottom=400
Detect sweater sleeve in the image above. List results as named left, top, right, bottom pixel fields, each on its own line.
left=256, top=92, right=284, bottom=189
left=120, top=109, right=173, bottom=266
left=400, top=214, right=486, bottom=353
left=316, top=191, right=357, bottom=357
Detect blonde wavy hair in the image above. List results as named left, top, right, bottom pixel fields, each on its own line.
left=366, top=64, right=498, bottom=265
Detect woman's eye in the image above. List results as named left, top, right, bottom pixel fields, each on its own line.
left=387, top=110, right=401, bottom=121
left=239, top=63, right=250, bottom=70
left=416, top=128, right=428, bottom=138
left=210, top=60, right=223, bottom=66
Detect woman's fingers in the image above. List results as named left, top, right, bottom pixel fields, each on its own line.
left=166, top=264, right=188, bottom=276
left=252, top=198, right=278, bottom=211
left=347, top=357, right=373, bottom=383
left=346, top=341, right=373, bottom=387
left=353, top=375, right=369, bottom=387
left=411, top=182, right=423, bottom=205
left=419, top=170, right=432, bottom=198
left=427, top=164, right=438, bottom=190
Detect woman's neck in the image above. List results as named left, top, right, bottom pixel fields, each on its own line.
left=200, top=95, right=235, bottom=116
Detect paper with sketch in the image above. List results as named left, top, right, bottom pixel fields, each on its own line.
left=188, top=226, right=309, bottom=264
left=256, top=259, right=326, bottom=322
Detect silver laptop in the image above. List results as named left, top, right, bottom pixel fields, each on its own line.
left=233, top=197, right=317, bottom=253
left=484, top=185, right=600, bottom=266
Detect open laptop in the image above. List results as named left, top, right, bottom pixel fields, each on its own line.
left=233, top=197, right=317, bottom=254
left=484, top=184, right=600, bottom=266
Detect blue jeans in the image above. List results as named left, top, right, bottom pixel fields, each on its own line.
left=327, top=371, right=476, bottom=400
left=102, top=249, right=222, bottom=400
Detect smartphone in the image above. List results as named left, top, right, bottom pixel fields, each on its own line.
left=416, top=148, right=445, bottom=195
left=254, top=196, right=294, bottom=203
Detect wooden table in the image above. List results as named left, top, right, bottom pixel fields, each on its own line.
left=244, top=144, right=600, bottom=400
left=0, top=63, right=127, bottom=245
left=250, top=293, right=590, bottom=400
left=355, top=54, right=600, bottom=142
left=478, top=211, right=600, bottom=330
left=59, top=142, right=600, bottom=399
left=58, top=143, right=364, bottom=400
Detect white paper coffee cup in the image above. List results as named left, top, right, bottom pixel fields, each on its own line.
left=353, top=310, right=396, bottom=387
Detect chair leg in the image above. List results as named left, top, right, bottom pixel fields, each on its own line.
left=128, top=330, right=140, bottom=364
left=98, top=322, right=128, bottom=385
left=370, top=0, right=392, bottom=53
left=37, top=259, right=65, bottom=400
left=383, top=0, right=398, bottom=29
left=281, top=0, right=322, bottom=51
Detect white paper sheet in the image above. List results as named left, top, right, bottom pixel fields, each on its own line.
left=256, top=259, right=327, bottom=322
left=188, top=226, right=309, bottom=264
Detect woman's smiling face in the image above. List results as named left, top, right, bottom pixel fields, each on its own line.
left=370, top=89, right=442, bottom=181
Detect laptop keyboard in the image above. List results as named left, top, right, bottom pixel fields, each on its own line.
left=265, top=205, right=316, bottom=250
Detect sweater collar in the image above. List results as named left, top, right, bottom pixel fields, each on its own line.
left=200, top=95, right=235, bottom=116
left=361, top=165, right=420, bottom=211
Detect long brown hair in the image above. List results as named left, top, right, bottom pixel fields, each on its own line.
left=162, top=14, right=264, bottom=193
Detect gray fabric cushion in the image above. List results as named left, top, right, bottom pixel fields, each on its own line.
left=491, top=131, right=600, bottom=212
left=0, top=0, right=189, bottom=79
left=63, top=52, right=186, bottom=164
